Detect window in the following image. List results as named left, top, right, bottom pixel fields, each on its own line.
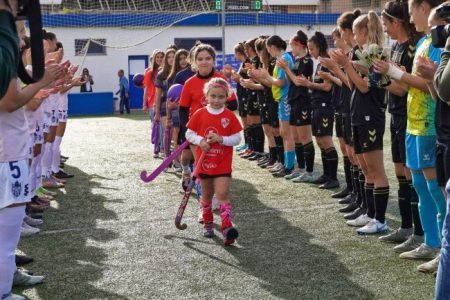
left=75, top=39, right=107, bottom=56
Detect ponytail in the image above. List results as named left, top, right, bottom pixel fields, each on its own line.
left=308, top=31, right=329, bottom=57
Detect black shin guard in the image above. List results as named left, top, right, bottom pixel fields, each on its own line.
left=320, top=149, right=328, bottom=178
left=365, top=183, right=375, bottom=219
left=374, top=186, right=390, bottom=224
left=295, top=143, right=305, bottom=170
left=275, top=136, right=284, bottom=164
left=303, top=142, right=315, bottom=173
left=359, top=171, right=366, bottom=211
left=397, top=176, right=413, bottom=229
left=325, top=147, right=338, bottom=180
left=409, top=181, right=424, bottom=236
left=343, top=157, right=352, bottom=192
left=254, top=124, right=265, bottom=153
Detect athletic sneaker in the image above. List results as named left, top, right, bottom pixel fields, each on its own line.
left=238, top=149, right=252, bottom=157
left=24, top=215, right=44, bottom=226
left=203, top=222, right=215, bottom=238
left=417, top=255, right=440, bottom=273
left=42, top=177, right=64, bottom=188
left=273, top=167, right=294, bottom=178
left=399, top=243, right=440, bottom=260
left=269, top=163, right=284, bottom=173
left=356, top=219, right=388, bottom=235
left=257, top=157, right=270, bottom=166
left=37, top=186, right=57, bottom=196
left=13, top=269, right=44, bottom=286
left=241, top=150, right=255, bottom=159
left=20, top=222, right=40, bottom=237
left=346, top=214, right=371, bottom=227
left=311, top=174, right=328, bottom=185
left=11, top=294, right=26, bottom=300
left=379, top=228, right=413, bottom=243
left=284, top=169, right=302, bottom=180
left=236, top=143, right=248, bottom=152
left=344, top=206, right=365, bottom=220
left=393, top=234, right=424, bottom=253
left=292, top=172, right=315, bottom=183
left=222, top=226, right=239, bottom=246
left=318, top=179, right=340, bottom=189
left=53, top=170, right=74, bottom=179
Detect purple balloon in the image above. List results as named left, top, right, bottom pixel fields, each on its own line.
left=167, top=84, right=183, bottom=102
left=133, top=73, right=144, bottom=88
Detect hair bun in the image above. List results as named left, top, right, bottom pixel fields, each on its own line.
left=353, top=9, right=362, bottom=18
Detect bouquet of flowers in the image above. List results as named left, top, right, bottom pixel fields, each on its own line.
left=354, top=44, right=391, bottom=88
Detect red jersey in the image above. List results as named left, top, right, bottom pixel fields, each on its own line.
left=186, top=107, right=242, bottom=175
left=180, top=72, right=236, bottom=118
left=143, top=68, right=158, bottom=107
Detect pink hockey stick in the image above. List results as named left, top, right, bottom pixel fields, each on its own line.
left=140, top=140, right=189, bottom=183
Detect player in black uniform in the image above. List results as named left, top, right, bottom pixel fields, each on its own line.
left=296, top=32, right=339, bottom=189
left=330, top=11, right=389, bottom=235
left=278, top=30, right=315, bottom=182
left=240, top=38, right=265, bottom=160
left=232, top=42, right=251, bottom=152
left=372, top=0, right=425, bottom=249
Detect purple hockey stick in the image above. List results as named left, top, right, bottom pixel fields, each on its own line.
left=175, top=151, right=206, bottom=230
left=151, top=120, right=160, bottom=155
left=140, top=140, right=189, bottom=183
left=164, top=125, right=172, bottom=158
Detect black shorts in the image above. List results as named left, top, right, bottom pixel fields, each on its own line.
left=436, top=141, right=450, bottom=187
left=247, top=92, right=260, bottom=116
left=289, top=102, right=311, bottom=126
left=390, top=114, right=407, bottom=164
left=335, top=114, right=344, bottom=138
left=342, top=115, right=353, bottom=146
left=260, top=101, right=270, bottom=125
left=312, top=108, right=334, bottom=137
left=353, top=124, right=385, bottom=154
left=238, top=96, right=248, bottom=118
left=199, top=173, right=231, bottom=179
left=269, top=101, right=279, bottom=128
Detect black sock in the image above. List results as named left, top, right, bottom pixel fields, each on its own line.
left=352, top=166, right=362, bottom=206
left=359, top=171, right=366, bottom=211
left=409, top=181, right=424, bottom=236
left=320, top=149, right=328, bottom=178
left=303, top=141, right=315, bottom=173
left=343, top=157, right=352, bottom=192
left=397, top=176, right=413, bottom=229
left=325, top=147, right=338, bottom=180
left=295, top=143, right=305, bottom=170
left=374, top=186, right=390, bottom=223
left=365, top=183, right=375, bottom=218
left=275, top=136, right=284, bottom=164
left=245, top=127, right=254, bottom=151
left=269, top=147, right=277, bottom=164
left=254, top=124, right=265, bottom=153
left=244, top=127, right=250, bottom=145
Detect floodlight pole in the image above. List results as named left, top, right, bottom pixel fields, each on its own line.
left=221, top=0, right=226, bottom=67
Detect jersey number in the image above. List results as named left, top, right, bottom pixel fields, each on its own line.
left=9, top=161, right=21, bottom=179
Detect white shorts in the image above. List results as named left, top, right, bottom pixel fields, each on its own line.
left=34, top=123, right=44, bottom=144
left=58, top=110, right=68, bottom=123
left=50, top=109, right=59, bottom=126
left=0, top=160, right=31, bottom=209
left=42, top=117, right=50, bottom=134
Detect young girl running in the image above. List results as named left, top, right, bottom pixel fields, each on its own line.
left=373, top=0, right=425, bottom=251
left=299, top=32, right=339, bottom=189
left=330, top=11, right=390, bottom=234
left=277, top=31, right=315, bottom=182
left=186, top=78, right=242, bottom=245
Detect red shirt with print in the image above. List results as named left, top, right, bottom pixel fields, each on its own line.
left=186, top=107, right=242, bottom=176
left=180, top=72, right=236, bottom=118
left=143, top=68, right=158, bottom=107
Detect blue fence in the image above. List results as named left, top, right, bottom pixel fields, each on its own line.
left=42, top=12, right=340, bottom=27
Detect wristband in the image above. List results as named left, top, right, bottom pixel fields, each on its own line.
left=387, top=64, right=404, bottom=80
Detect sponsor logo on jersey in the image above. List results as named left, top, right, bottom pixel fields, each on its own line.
left=221, top=118, right=230, bottom=128
left=12, top=181, right=22, bottom=198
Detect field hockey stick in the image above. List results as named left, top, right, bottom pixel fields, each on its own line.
left=151, top=120, right=160, bottom=154
left=175, top=151, right=206, bottom=230
left=164, top=124, right=172, bottom=158
left=140, top=140, right=189, bottom=183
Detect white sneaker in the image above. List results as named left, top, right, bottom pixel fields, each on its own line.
left=284, top=169, right=302, bottom=180
left=417, top=255, right=440, bottom=273
left=356, top=219, right=388, bottom=235
left=292, top=172, right=315, bottom=183
left=20, top=222, right=40, bottom=237
left=269, top=163, right=284, bottom=173
left=346, top=214, right=371, bottom=227
left=24, top=215, right=43, bottom=226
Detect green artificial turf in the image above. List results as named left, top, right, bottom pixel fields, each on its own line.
left=16, top=112, right=436, bottom=300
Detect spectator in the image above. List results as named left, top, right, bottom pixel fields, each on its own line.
left=116, top=69, right=130, bottom=114
left=80, top=68, right=94, bottom=92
